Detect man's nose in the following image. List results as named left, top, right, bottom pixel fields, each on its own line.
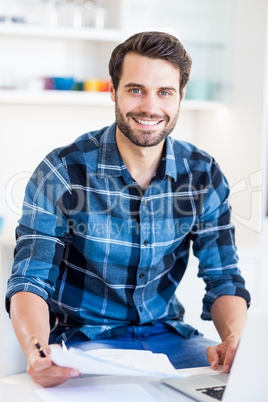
left=140, top=93, right=159, bottom=115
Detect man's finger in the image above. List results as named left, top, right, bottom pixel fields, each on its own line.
left=206, top=345, right=220, bottom=369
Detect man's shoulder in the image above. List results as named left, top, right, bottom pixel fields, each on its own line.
left=41, top=125, right=112, bottom=173
left=33, top=126, right=112, bottom=181
left=170, top=137, right=213, bottom=165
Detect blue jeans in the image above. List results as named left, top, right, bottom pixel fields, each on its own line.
left=66, top=323, right=217, bottom=369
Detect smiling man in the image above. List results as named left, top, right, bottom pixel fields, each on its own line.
left=113, top=54, right=181, bottom=147
left=6, top=31, right=250, bottom=387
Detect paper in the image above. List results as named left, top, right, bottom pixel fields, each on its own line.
left=36, top=382, right=158, bottom=402
left=50, top=347, right=182, bottom=378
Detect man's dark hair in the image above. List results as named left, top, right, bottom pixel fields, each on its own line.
left=109, top=31, right=192, bottom=96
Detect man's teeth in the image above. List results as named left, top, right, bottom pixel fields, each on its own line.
left=136, top=119, right=159, bottom=126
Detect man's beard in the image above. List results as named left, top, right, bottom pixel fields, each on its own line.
left=115, top=100, right=180, bottom=148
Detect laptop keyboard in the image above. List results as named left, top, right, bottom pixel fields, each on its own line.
left=196, top=385, right=226, bottom=400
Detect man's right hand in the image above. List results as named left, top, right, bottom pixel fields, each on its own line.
left=27, top=345, right=81, bottom=387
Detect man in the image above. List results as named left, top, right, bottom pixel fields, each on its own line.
left=6, top=31, right=250, bottom=387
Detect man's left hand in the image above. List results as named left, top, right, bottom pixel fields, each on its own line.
left=206, top=334, right=240, bottom=372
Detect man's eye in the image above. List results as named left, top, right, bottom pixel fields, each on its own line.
left=131, top=88, right=141, bottom=94
left=160, top=90, right=170, bottom=96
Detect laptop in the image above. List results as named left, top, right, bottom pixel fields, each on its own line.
left=162, top=309, right=268, bottom=402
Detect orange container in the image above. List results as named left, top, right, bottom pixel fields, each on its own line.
left=83, top=79, right=109, bottom=92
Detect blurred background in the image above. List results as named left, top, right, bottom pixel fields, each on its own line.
left=0, top=0, right=268, bottom=338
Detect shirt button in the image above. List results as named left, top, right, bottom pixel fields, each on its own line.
left=142, top=200, right=147, bottom=206
left=144, top=240, right=148, bottom=246
left=139, top=306, right=143, bottom=312
left=139, top=273, right=145, bottom=279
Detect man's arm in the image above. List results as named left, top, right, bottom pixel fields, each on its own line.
left=10, top=292, right=50, bottom=355
left=10, top=292, right=80, bottom=387
left=207, top=295, right=247, bottom=372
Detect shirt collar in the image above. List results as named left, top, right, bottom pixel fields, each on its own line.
left=97, top=123, right=126, bottom=178
left=163, top=136, right=177, bottom=181
left=97, top=122, right=177, bottom=181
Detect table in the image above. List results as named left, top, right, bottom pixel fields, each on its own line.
left=0, top=367, right=215, bottom=401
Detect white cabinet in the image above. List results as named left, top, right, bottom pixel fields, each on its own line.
left=0, top=0, right=122, bottom=92
left=0, top=0, right=231, bottom=109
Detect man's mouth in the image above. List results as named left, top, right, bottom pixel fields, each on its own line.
left=133, top=118, right=163, bottom=126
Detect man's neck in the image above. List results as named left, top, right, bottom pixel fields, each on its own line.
left=116, top=130, right=164, bottom=191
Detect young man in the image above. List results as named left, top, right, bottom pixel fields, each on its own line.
left=6, top=31, right=250, bottom=387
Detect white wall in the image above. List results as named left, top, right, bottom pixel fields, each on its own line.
left=182, top=0, right=268, bottom=327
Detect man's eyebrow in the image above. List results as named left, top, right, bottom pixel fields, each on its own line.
left=124, top=83, right=178, bottom=92
left=124, top=82, right=145, bottom=88
left=159, top=86, right=178, bottom=92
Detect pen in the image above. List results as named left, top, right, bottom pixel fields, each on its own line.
left=61, top=340, right=68, bottom=351
left=32, top=337, right=46, bottom=358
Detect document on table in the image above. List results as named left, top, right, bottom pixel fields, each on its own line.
left=36, top=380, right=158, bottom=402
left=50, top=347, right=183, bottom=378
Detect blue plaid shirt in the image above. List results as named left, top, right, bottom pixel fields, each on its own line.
left=6, top=123, right=250, bottom=342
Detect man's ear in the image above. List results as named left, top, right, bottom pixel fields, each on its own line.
left=181, top=85, right=187, bottom=101
left=109, top=80, right=116, bottom=102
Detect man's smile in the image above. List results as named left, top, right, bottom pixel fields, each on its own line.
left=133, top=118, right=163, bottom=126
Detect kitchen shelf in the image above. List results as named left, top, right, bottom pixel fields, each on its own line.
left=0, top=90, right=114, bottom=107
left=0, top=89, right=223, bottom=111
left=0, top=22, right=122, bottom=42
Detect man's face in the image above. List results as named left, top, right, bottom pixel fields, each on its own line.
left=110, top=52, right=185, bottom=148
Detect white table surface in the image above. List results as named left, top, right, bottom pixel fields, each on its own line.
left=0, top=367, right=216, bottom=402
